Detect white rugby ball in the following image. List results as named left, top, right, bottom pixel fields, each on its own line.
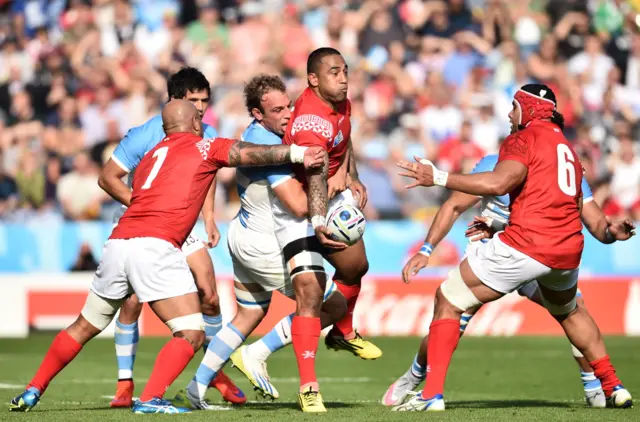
left=326, top=204, right=366, bottom=245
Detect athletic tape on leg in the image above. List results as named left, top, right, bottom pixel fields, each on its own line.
left=440, top=266, right=482, bottom=312
left=166, top=313, right=205, bottom=333
left=539, top=291, right=577, bottom=315
left=81, top=291, right=123, bottom=330
left=288, top=251, right=325, bottom=280
left=234, top=285, right=273, bottom=309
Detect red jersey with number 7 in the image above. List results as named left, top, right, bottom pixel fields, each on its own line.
left=283, top=87, right=350, bottom=185
left=497, top=120, right=584, bottom=269
left=110, top=133, right=235, bottom=248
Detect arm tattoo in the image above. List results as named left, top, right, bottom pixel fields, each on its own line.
left=347, top=140, right=359, bottom=182
left=227, top=140, right=291, bottom=167
left=307, top=154, right=329, bottom=219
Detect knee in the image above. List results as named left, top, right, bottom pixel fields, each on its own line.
left=295, top=277, right=324, bottom=312
left=120, top=295, right=143, bottom=316
left=340, top=258, right=369, bottom=283
left=166, top=313, right=206, bottom=350
left=176, top=329, right=206, bottom=351
left=324, top=294, right=347, bottom=322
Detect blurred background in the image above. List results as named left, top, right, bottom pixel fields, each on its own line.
left=0, top=0, right=640, bottom=337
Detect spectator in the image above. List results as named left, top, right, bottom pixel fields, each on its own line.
left=15, top=149, right=44, bottom=210
left=0, top=0, right=637, bottom=223
left=0, top=152, right=18, bottom=217
left=56, top=152, right=106, bottom=221
left=609, top=136, right=640, bottom=210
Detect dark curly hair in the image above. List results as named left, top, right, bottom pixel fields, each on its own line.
left=243, top=74, right=287, bottom=116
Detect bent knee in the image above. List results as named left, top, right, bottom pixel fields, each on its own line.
left=175, top=329, right=206, bottom=351
left=324, top=294, right=347, bottom=321
left=344, top=258, right=369, bottom=282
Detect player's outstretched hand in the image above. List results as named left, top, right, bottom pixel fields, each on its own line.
left=465, top=216, right=495, bottom=242
left=315, top=226, right=348, bottom=250
left=303, top=146, right=327, bottom=169
left=349, top=180, right=368, bottom=209
left=607, top=217, right=636, bottom=241
left=204, top=218, right=221, bottom=248
left=402, top=253, right=430, bottom=283
left=397, top=156, right=435, bottom=189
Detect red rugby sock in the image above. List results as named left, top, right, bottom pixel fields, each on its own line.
left=422, top=319, right=460, bottom=398
left=590, top=355, right=622, bottom=397
left=28, top=330, right=83, bottom=394
left=292, top=316, right=321, bottom=389
left=139, top=337, right=195, bottom=401
left=332, top=282, right=361, bottom=338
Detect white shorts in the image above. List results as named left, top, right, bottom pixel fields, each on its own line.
left=275, top=188, right=358, bottom=251
left=228, top=219, right=337, bottom=309
left=91, top=238, right=197, bottom=303
left=467, top=235, right=579, bottom=294
left=113, top=207, right=204, bottom=257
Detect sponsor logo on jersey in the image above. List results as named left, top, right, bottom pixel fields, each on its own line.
left=333, top=130, right=344, bottom=147
left=290, top=114, right=333, bottom=139
left=196, top=138, right=215, bottom=160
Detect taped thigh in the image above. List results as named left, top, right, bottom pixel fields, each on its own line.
left=81, top=290, right=123, bottom=330
left=234, top=284, right=274, bottom=310
left=538, top=288, right=577, bottom=315
left=166, top=313, right=205, bottom=334
left=282, top=236, right=326, bottom=280
left=440, top=266, right=482, bottom=312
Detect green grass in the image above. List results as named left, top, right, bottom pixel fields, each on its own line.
left=0, top=334, right=637, bottom=421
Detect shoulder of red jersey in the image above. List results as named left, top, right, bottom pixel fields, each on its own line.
left=290, top=112, right=334, bottom=141
left=498, top=131, right=532, bottom=165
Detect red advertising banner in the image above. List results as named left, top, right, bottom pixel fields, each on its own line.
left=23, top=276, right=640, bottom=337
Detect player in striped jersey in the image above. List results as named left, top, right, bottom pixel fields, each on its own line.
left=173, top=75, right=349, bottom=410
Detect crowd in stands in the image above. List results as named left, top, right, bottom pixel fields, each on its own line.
left=1, top=0, right=640, bottom=223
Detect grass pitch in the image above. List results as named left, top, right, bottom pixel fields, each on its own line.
left=0, top=334, right=637, bottom=421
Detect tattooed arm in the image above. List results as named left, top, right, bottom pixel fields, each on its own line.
left=308, top=153, right=347, bottom=249
left=216, top=139, right=324, bottom=169
left=227, top=141, right=293, bottom=166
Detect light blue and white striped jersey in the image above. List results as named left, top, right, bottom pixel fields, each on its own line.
left=112, top=114, right=218, bottom=186
left=235, top=121, right=294, bottom=234
left=471, top=154, right=593, bottom=229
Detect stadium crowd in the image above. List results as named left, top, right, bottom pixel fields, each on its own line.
left=1, top=0, right=640, bottom=223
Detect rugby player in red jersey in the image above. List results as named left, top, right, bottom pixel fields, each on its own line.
left=394, top=84, right=633, bottom=411
left=273, top=47, right=380, bottom=412
left=9, top=99, right=325, bottom=414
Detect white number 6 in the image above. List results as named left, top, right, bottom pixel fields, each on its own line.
left=557, top=144, right=576, bottom=196
left=141, top=146, right=168, bottom=189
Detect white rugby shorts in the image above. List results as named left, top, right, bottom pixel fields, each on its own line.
left=113, top=206, right=204, bottom=257
left=91, top=237, right=197, bottom=303
left=467, top=234, right=578, bottom=294
left=228, top=218, right=337, bottom=309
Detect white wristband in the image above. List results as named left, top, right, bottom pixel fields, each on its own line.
left=419, top=159, right=448, bottom=187
left=290, top=144, right=308, bottom=164
left=311, top=215, right=325, bottom=229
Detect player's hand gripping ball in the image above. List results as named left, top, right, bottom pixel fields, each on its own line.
left=326, top=204, right=366, bottom=246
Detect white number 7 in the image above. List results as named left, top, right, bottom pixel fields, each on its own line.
left=557, top=144, right=576, bottom=196
left=141, top=146, right=168, bottom=189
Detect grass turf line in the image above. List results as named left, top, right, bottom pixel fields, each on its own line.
left=0, top=334, right=637, bottom=421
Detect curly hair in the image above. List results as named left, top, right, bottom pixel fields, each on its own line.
left=243, top=74, right=287, bottom=116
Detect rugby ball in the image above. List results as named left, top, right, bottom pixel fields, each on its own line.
left=326, top=204, right=366, bottom=245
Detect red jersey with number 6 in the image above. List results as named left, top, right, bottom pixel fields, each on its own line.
left=284, top=87, right=350, bottom=184
left=110, top=133, right=235, bottom=248
left=498, top=120, right=584, bottom=269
